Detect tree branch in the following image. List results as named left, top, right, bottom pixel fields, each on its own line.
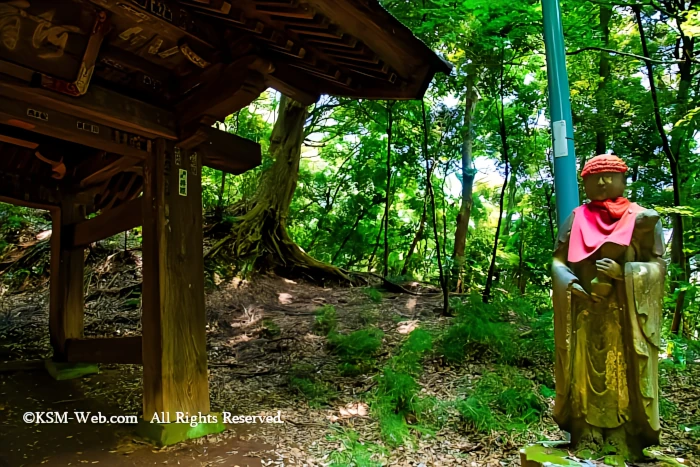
left=567, top=46, right=686, bottom=64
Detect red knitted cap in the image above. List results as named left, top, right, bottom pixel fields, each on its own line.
left=581, top=154, right=628, bottom=177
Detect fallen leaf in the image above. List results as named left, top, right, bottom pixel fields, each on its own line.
left=397, top=320, right=419, bottom=334
left=278, top=293, right=293, bottom=304
left=337, top=402, right=369, bottom=419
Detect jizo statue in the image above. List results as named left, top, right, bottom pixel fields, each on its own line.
left=552, top=155, right=665, bottom=460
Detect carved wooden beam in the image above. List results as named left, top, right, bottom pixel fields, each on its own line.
left=0, top=195, right=55, bottom=211
left=75, top=153, right=142, bottom=189
left=70, top=198, right=143, bottom=249
left=88, top=0, right=219, bottom=49
left=0, top=170, right=61, bottom=208
left=0, top=134, right=39, bottom=150
left=65, top=337, right=142, bottom=364
left=185, top=125, right=262, bottom=175
left=0, top=1, right=109, bottom=97
left=0, top=94, right=152, bottom=159
left=0, top=70, right=177, bottom=140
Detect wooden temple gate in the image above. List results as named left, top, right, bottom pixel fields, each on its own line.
left=0, top=0, right=449, bottom=441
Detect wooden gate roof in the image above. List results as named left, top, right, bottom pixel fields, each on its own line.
left=90, top=0, right=453, bottom=104
left=0, top=0, right=450, bottom=213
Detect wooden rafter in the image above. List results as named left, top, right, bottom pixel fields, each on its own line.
left=175, top=57, right=270, bottom=126
left=185, top=0, right=402, bottom=92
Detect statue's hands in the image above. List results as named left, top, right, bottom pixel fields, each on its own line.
left=570, top=282, right=601, bottom=302
left=596, top=258, right=623, bottom=280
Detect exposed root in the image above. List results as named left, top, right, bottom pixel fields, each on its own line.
left=204, top=95, right=355, bottom=286
left=205, top=203, right=353, bottom=285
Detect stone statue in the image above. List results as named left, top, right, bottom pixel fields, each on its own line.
left=552, top=154, right=665, bottom=460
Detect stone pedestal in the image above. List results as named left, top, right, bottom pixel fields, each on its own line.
left=519, top=445, right=582, bottom=467
left=135, top=413, right=226, bottom=447
left=44, top=360, right=99, bottom=380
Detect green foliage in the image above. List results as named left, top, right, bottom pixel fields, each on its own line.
left=371, top=327, right=435, bottom=447
left=539, top=384, right=556, bottom=399
left=199, top=92, right=277, bottom=215
left=376, top=410, right=414, bottom=447
left=659, top=396, right=677, bottom=419
left=661, top=336, right=700, bottom=372
left=375, top=368, right=420, bottom=416
left=313, top=305, right=338, bottom=336
left=287, top=363, right=337, bottom=408
left=412, top=395, right=452, bottom=429
left=683, top=425, right=700, bottom=442
left=261, top=318, right=281, bottom=338
left=329, top=328, right=384, bottom=366
left=455, top=395, right=497, bottom=432
left=326, top=429, right=388, bottom=467
left=386, top=328, right=433, bottom=376
left=364, top=288, right=383, bottom=303
left=439, top=294, right=519, bottom=364
left=438, top=292, right=554, bottom=366
left=0, top=203, right=48, bottom=237
left=456, top=366, right=545, bottom=433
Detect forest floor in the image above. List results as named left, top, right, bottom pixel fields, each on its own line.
left=0, top=237, right=699, bottom=466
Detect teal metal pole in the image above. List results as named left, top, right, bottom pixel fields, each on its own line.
left=542, top=0, right=580, bottom=227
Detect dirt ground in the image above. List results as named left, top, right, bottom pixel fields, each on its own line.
left=0, top=250, right=699, bottom=466
left=0, top=369, right=269, bottom=466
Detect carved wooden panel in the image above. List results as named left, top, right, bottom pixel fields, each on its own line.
left=0, top=1, right=99, bottom=83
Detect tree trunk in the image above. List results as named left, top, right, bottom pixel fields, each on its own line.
left=206, top=95, right=348, bottom=282
left=332, top=208, right=366, bottom=264
left=367, top=211, right=385, bottom=272
left=502, top=171, right=518, bottom=238
left=422, top=101, right=449, bottom=315
left=633, top=6, right=688, bottom=334
left=595, top=5, right=612, bottom=155
left=215, top=171, right=227, bottom=219
left=450, top=76, right=479, bottom=292
left=483, top=81, right=510, bottom=304
left=544, top=183, right=555, bottom=244
left=517, top=219, right=526, bottom=295
left=383, top=101, right=395, bottom=278
left=440, top=166, right=449, bottom=275
left=305, top=178, right=345, bottom=251
left=668, top=11, right=694, bottom=335
left=401, top=199, right=427, bottom=276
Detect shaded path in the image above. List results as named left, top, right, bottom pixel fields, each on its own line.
left=0, top=368, right=269, bottom=466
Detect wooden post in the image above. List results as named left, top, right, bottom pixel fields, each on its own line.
left=49, top=199, right=85, bottom=359
left=141, top=139, right=210, bottom=418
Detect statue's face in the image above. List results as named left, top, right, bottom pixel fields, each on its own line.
left=583, top=172, right=626, bottom=201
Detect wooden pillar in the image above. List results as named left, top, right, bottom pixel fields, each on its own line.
left=141, top=139, right=210, bottom=418
left=49, top=199, right=85, bottom=360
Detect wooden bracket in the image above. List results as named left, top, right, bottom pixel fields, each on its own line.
left=39, top=11, right=109, bottom=97
left=70, top=198, right=143, bottom=248
left=76, top=153, right=142, bottom=189
left=178, top=123, right=261, bottom=174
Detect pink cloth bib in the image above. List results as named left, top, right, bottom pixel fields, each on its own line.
left=567, top=198, right=644, bottom=263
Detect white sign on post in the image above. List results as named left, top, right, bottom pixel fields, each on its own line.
left=553, top=120, right=568, bottom=158
left=179, top=169, right=187, bottom=196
